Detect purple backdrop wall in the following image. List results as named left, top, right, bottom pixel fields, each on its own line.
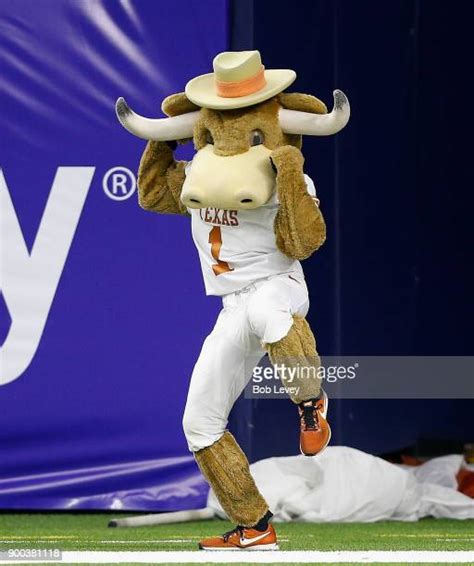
left=0, top=0, right=228, bottom=510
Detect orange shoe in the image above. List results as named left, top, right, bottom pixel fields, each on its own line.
left=299, top=390, right=331, bottom=456
left=199, top=524, right=278, bottom=551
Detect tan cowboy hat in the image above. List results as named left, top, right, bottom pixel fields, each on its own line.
left=185, top=50, right=296, bottom=110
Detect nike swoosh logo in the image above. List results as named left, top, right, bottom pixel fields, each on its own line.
left=239, top=531, right=271, bottom=546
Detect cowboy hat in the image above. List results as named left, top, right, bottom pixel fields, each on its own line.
left=185, top=50, right=296, bottom=110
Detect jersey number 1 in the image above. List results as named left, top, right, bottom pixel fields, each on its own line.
left=208, top=226, right=233, bottom=276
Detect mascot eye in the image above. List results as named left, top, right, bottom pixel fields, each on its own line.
left=205, top=130, right=214, bottom=145
left=250, top=129, right=264, bottom=146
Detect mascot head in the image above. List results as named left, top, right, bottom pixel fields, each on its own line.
left=116, top=50, right=350, bottom=210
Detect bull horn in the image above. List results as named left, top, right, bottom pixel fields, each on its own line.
left=279, top=89, right=350, bottom=136
left=115, top=97, right=199, bottom=141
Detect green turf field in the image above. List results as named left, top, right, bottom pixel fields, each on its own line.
left=0, top=514, right=473, bottom=553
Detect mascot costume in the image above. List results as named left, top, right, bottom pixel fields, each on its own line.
left=116, top=50, right=350, bottom=550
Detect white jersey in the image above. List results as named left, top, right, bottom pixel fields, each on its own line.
left=185, top=163, right=317, bottom=296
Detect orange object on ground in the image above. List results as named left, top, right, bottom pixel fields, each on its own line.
left=457, top=468, right=474, bottom=498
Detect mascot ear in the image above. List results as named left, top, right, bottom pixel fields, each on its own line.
left=162, top=92, right=200, bottom=117
left=278, top=93, right=328, bottom=115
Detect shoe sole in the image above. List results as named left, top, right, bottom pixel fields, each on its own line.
left=300, top=390, right=330, bottom=457
left=300, top=423, right=331, bottom=457
left=319, top=389, right=328, bottom=419
left=199, top=543, right=279, bottom=551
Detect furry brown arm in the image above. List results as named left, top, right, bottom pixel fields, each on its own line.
left=272, top=145, right=326, bottom=260
left=137, top=141, right=188, bottom=215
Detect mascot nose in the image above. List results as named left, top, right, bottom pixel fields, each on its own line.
left=235, top=191, right=255, bottom=205
left=182, top=188, right=204, bottom=207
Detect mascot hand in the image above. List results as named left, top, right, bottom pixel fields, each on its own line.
left=147, top=140, right=177, bottom=153
left=270, top=145, right=304, bottom=178
left=142, top=140, right=179, bottom=166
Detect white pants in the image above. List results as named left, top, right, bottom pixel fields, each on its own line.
left=183, top=272, right=310, bottom=452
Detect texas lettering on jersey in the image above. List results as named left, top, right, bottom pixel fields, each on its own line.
left=199, top=207, right=239, bottom=226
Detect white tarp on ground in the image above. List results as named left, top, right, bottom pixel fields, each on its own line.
left=207, top=447, right=474, bottom=522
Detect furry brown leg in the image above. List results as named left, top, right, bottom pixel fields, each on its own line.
left=194, top=431, right=268, bottom=527
left=265, top=315, right=322, bottom=404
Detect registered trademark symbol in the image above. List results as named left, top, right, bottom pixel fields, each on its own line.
left=102, top=167, right=136, bottom=201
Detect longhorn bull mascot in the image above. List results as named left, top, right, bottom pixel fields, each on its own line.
left=115, top=50, right=350, bottom=550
